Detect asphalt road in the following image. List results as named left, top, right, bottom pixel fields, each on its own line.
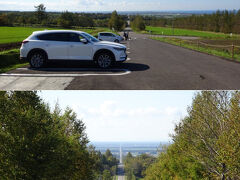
left=117, top=164, right=125, bottom=180
left=1, top=32, right=240, bottom=90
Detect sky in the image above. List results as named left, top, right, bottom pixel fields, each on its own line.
left=0, top=0, right=239, bottom=11
left=39, top=91, right=196, bottom=142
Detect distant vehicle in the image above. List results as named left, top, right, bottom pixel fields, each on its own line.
left=98, top=32, right=124, bottom=43
left=20, top=30, right=127, bottom=69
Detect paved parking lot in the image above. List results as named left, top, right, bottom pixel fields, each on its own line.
left=1, top=32, right=240, bottom=90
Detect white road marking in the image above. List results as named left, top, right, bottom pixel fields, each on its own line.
left=126, top=58, right=131, bottom=61
left=0, top=76, right=74, bottom=90
left=0, top=68, right=131, bottom=77
left=127, top=51, right=131, bottom=54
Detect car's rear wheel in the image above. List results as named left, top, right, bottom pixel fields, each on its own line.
left=29, top=51, right=46, bottom=68
left=97, top=53, right=113, bottom=68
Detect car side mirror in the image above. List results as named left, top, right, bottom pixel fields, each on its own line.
left=80, top=38, right=88, bottom=44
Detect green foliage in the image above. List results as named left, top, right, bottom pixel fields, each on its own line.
left=146, top=26, right=240, bottom=39
left=0, top=26, right=111, bottom=44
left=103, top=169, right=112, bottom=180
left=145, top=91, right=240, bottom=179
left=131, top=16, right=146, bottom=31
left=34, top=4, right=47, bottom=24
left=108, top=11, right=125, bottom=31
left=0, top=91, right=96, bottom=179
left=124, top=152, right=156, bottom=179
left=146, top=9, right=240, bottom=34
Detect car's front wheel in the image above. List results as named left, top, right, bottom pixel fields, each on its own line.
left=29, top=51, right=46, bottom=68
left=114, top=39, right=120, bottom=43
left=96, top=53, right=113, bottom=68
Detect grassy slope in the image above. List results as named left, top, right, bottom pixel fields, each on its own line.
left=0, top=49, right=28, bottom=73
left=151, top=37, right=240, bottom=62
left=0, top=26, right=111, bottom=44
left=146, top=26, right=240, bottom=39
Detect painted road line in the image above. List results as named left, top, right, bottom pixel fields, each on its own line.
left=126, top=58, right=131, bottom=61
left=0, top=76, right=74, bottom=90
left=0, top=69, right=131, bottom=77
left=16, top=67, right=126, bottom=71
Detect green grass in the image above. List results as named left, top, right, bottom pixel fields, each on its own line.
left=151, top=37, right=240, bottom=62
left=0, top=49, right=28, bottom=73
left=0, top=26, right=112, bottom=44
left=146, top=26, right=240, bottom=39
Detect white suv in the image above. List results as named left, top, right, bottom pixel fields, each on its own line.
left=20, top=30, right=127, bottom=68
left=98, top=32, right=123, bottom=43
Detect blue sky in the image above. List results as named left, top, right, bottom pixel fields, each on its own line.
left=0, top=0, right=239, bottom=11
left=39, top=91, right=196, bottom=142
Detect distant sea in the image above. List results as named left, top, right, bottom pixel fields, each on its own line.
left=90, top=142, right=171, bottom=158
left=0, top=10, right=219, bottom=15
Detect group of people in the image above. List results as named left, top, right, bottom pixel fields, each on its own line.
left=123, top=31, right=129, bottom=40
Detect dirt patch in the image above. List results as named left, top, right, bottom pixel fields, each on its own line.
left=0, top=42, right=21, bottom=51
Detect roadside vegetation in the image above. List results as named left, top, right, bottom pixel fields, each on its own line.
left=139, top=9, right=240, bottom=62
left=0, top=91, right=118, bottom=179
left=144, top=91, right=240, bottom=179
left=124, top=152, right=156, bottom=180
left=0, top=49, right=28, bottom=73
left=146, top=26, right=240, bottom=39
left=151, top=37, right=240, bottom=62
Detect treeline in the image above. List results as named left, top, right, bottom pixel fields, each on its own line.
left=0, top=4, right=127, bottom=30
left=0, top=91, right=118, bottom=179
left=144, top=91, right=240, bottom=179
left=145, top=10, right=240, bottom=34
left=124, top=152, right=156, bottom=180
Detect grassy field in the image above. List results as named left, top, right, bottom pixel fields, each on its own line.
left=151, top=37, right=240, bottom=62
left=0, top=26, right=111, bottom=44
left=146, top=26, right=240, bottom=39
left=0, top=49, right=28, bottom=73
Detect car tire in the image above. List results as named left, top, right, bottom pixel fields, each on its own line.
left=29, top=51, right=46, bottom=68
left=114, top=39, right=120, bottom=43
left=96, top=52, right=113, bottom=69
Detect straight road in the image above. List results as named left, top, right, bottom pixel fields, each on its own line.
left=117, top=164, right=125, bottom=180
left=1, top=32, right=240, bottom=90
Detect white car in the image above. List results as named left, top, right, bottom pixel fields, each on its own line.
left=98, top=32, right=123, bottom=43
left=20, top=30, right=127, bottom=68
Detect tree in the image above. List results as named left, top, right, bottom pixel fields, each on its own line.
left=58, top=11, right=75, bottom=28
left=0, top=91, right=96, bottom=179
left=0, top=14, right=8, bottom=26
left=131, top=15, right=145, bottom=31
left=108, top=10, right=125, bottom=31
left=103, top=169, right=112, bottom=180
left=145, top=91, right=240, bottom=180
left=34, top=4, right=47, bottom=24
left=173, top=91, right=240, bottom=179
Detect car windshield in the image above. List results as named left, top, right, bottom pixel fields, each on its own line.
left=81, top=32, right=100, bottom=43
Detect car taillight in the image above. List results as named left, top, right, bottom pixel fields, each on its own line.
left=22, top=40, right=29, bottom=44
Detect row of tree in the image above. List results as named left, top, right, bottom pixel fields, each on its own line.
left=0, top=4, right=126, bottom=30
left=144, top=91, right=240, bottom=179
left=124, top=152, right=156, bottom=180
left=146, top=10, right=240, bottom=34
left=0, top=91, right=118, bottom=179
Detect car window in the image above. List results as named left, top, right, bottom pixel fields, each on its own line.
left=82, top=32, right=100, bottom=43
left=37, top=33, right=69, bottom=42
left=69, top=33, right=80, bottom=42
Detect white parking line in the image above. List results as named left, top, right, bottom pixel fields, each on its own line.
left=0, top=68, right=131, bottom=77
left=126, top=58, right=131, bottom=61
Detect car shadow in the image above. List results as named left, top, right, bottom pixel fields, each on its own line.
left=25, top=61, right=150, bottom=72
